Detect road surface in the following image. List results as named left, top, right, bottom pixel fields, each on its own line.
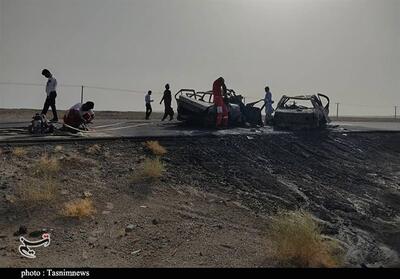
left=0, top=119, right=399, bottom=144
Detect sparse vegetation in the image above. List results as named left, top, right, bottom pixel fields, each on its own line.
left=5, top=194, right=16, bottom=204
left=16, top=177, right=58, bottom=205
left=62, top=198, right=96, bottom=218
left=86, top=144, right=102, bottom=155
left=267, top=210, right=343, bottom=268
left=145, top=141, right=167, bottom=156
left=131, top=157, right=165, bottom=182
left=60, top=153, right=98, bottom=168
left=33, top=154, right=60, bottom=177
left=12, top=147, right=27, bottom=157
left=1, top=132, right=398, bottom=267
left=54, top=145, right=64, bottom=153
left=141, top=157, right=165, bottom=178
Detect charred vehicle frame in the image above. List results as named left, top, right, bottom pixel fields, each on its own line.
left=175, top=89, right=264, bottom=127
left=273, top=94, right=331, bottom=129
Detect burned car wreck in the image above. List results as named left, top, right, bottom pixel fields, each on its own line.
left=175, top=89, right=264, bottom=127
left=273, top=94, right=331, bottom=129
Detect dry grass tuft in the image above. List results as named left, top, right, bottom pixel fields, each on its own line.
left=33, top=154, right=60, bottom=177
left=12, top=147, right=27, bottom=157
left=131, top=157, right=165, bottom=182
left=145, top=141, right=167, bottom=156
left=141, top=157, right=165, bottom=178
left=267, top=210, right=343, bottom=268
left=86, top=144, right=102, bottom=155
left=16, top=177, right=58, bottom=205
left=54, top=145, right=64, bottom=153
left=62, top=199, right=96, bottom=218
left=60, top=153, right=98, bottom=169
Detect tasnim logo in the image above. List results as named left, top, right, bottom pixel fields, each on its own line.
left=18, top=233, right=51, bottom=259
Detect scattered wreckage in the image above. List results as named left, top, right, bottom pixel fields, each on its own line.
left=26, top=91, right=331, bottom=136
left=28, top=113, right=55, bottom=134
left=28, top=113, right=89, bottom=135
left=273, top=94, right=331, bottom=129
left=175, top=89, right=331, bottom=130
left=175, top=89, right=264, bottom=127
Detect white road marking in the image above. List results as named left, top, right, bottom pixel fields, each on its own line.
left=97, top=123, right=151, bottom=131
left=92, top=121, right=129, bottom=129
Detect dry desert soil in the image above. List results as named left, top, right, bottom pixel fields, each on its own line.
left=0, top=132, right=399, bottom=267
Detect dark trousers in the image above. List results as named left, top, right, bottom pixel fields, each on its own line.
left=162, top=105, right=174, bottom=121
left=145, top=103, right=152, bottom=120
left=41, top=91, right=58, bottom=120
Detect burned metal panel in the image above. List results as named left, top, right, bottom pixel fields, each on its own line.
left=175, top=88, right=263, bottom=127
left=274, top=94, right=331, bottom=129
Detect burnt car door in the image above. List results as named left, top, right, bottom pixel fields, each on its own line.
left=317, top=93, right=330, bottom=124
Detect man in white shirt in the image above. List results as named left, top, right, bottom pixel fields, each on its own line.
left=145, top=90, right=154, bottom=120
left=41, top=69, right=58, bottom=122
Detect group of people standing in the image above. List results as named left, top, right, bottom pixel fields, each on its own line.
left=40, top=69, right=274, bottom=130
left=144, top=84, right=174, bottom=121
left=144, top=78, right=232, bottom=127
left=211, top=77, right=274, bottom=128
left=144, top=78, right=275, bottom=128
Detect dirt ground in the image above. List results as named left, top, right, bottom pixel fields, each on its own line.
left=0, top=132, right=400, bottom=267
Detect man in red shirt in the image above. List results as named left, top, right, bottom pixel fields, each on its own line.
left=63, top=101, right=95, bottom=130
left=212, top=77, right=228, bottom=128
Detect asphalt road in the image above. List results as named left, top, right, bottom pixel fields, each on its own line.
left=331, top=121, right=400, bottom=132
left=0, top=119, right=399, bottom=144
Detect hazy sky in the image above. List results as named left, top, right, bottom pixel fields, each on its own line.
left=0, top=0, right=399, bottom=115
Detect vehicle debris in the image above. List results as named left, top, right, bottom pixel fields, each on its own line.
left=28, top=113, right=54, bottom=134
left=175, top=88, right=263, bottom=127
left=274, top=94, right=330, bottom=129
left=125, top=224, right=136, bottom=233
left=131, top=249, right=141, bottom=255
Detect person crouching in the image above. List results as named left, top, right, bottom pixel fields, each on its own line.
left=63, top=101, right=95, bottom=132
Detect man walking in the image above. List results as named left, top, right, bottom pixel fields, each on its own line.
left=264, top=86, right=274, bottom=125
left=160, top=84, right=174, bottom=121
left=41, top=69, right=58, bottom=122
left=145, top=90, right=154, bottom=120
left=212, top=77, right=228, bottom=128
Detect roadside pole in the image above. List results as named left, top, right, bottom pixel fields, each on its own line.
left=336, top=103, right=340, bottom=120
left=81, top=86, right=84, bottom=103
left=395, top=106, right=397, bottom=119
